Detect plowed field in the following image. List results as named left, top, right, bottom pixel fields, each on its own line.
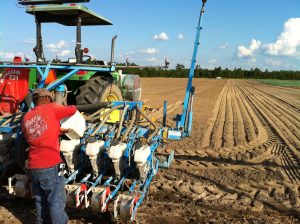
left=1, top=78, right=300, bottom=223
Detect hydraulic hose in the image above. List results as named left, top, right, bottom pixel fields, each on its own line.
left=116, top=105, right=129, bottom=139
left=84, top=108, right=107, bottom=121
left=0, top=112, right=24, bottom=120
left=90, top=112, right=111, bottom=137
left=76, top=102, right=112, bottom=113
left=0, top=114, right=14, bottom=119
left=90, top=105, right=123, bottom=136
left=136, top=106, right=158, bottom=144
left=1, top=118, right=13, bottom=127
left=1, top=113, right=24, bottom=127
left=81, top=102, right=113, bottom=122
left=122, top=109, right=136, bottom=141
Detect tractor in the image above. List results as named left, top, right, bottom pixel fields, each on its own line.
left=1, top=0, right=168, bottom=116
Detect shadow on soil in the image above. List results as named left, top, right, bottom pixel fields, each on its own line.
left=0, top=177, right=36, bottom=223
left=175, top=154, right=281, bottom=169
left=0, top=178, right=116, bottom=224
left=171, top=154, right=300, bottom=220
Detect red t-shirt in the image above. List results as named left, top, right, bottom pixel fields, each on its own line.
left=22, top=103, right=77, bottom=169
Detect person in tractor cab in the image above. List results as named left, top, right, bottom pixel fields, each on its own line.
left=21, top=88, right=77, bottom=224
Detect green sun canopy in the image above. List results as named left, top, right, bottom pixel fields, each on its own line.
left=26, top=4, right=112, bottom=26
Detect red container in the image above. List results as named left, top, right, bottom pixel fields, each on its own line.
left=0, top=57, right=30, bottom=115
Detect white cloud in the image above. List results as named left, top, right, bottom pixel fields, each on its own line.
left=265, top=58, right=282, bottom=66
left=209, top=59, right=217, bottom=64
left=1, top=51, right=25, bottom=60
left=184, top=61, right=190, bottom=67
left=116, top=50, right=135, bottom=61
left=45, top=40, right=70, bottom=58
left=57, top=50, right=71, bottom=57
left=140, top=48, right=159, bottom=55
left=146, top=57, right=158, bottom=62
left=4, top=52, right=14, bottom=59
left=123, top=50, right=135, bottom=56
left=23, top=38, right=35, bottom=45
left=46, top=40, right=67, bottom=52
left=219, top=42, right=229, bottom=49
left=0, top=51, right=34, bottom=61
left=250, top=58, right=257, bottom=64
left=128, top=50, right=135, bottom=55
left=237, top=39, right=261, bottom=58
left=153, top=32, right=169, bottom=41
left=0, top=32, right=3, bottom=36
left=264, top=18, right=300, bottom=56
left=177, top=33, right=184, bottom=40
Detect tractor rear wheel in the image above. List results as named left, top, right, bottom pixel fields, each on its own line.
left=76, top=77, right=123, bottom=105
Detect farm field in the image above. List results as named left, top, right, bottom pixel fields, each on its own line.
left=1, top=78, right=300, bottom=223
left=258, top=79, right=300, bottom=87
left=140, top=78, right=300, bottom=224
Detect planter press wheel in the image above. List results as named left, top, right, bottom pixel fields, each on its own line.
left=75, top=76, right=123, bottom=106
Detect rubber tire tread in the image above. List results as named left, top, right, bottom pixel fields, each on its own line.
left=75, top=76, right=123, bottom=105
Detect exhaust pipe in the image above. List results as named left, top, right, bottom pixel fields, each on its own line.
left=110, top=35, right=117, bottom=64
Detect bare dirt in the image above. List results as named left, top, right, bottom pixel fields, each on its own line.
left=1, top=78, right=300, bottom=223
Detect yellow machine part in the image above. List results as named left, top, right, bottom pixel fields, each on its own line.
left=162, top=128, right=168, bottom=139
left=100, top=95, right=149, bottom=123
left=101, top=109, right=120, bottom=123
left=103, top=93, right=120, bottom=123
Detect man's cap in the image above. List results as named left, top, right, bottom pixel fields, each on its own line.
left=33, top=88, right=52, bottom=99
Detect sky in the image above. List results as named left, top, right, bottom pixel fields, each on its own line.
left=0, top=0, right=299, bottom=71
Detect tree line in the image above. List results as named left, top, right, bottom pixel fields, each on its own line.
left=121, top=64, right=300, bottom=80
left=0, top=61, right=299, bottom=80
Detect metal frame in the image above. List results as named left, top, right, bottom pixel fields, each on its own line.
left=0, top=63, right=115, bottom=91
left=177, top=1, right=207, bottom=136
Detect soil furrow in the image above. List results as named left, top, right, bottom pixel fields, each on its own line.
left=234, top=87, right=257, bottom=143
left=249, top=90, right=300, bottom=144
left=223, top=81, right=234, bottom=148
left=231, top=83, right=247, bottom=146
left=280, top=150, right=300, bottom=183
left=201, top=83, right=228, bottom=149
left=247, top=82, right=300, bottom=111
left=235, top=85, right=268, bottom=149
left=211, top=85, right=228, bottom=149
left=241, top=86, right=300, bottom=150
left=246, top=86, right=300, bottom=131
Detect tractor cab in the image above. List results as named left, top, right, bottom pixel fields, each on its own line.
left=25, top=2, right=113, bottom=63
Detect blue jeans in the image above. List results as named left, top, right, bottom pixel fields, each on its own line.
left=29, top=164, right=68, bottom=224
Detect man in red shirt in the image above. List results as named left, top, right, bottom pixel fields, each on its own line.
left=22, top=88, right=77, bottom=224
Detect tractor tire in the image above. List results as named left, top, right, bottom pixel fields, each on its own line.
left=15, top=135, right=29, bottom=170
left=76, top=77, right=123, bottom=105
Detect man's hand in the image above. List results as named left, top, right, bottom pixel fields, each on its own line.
left=60, top=128, right=70, bottom=135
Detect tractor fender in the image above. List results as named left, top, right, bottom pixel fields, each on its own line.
left=0, top=67, right=29, bottom=115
